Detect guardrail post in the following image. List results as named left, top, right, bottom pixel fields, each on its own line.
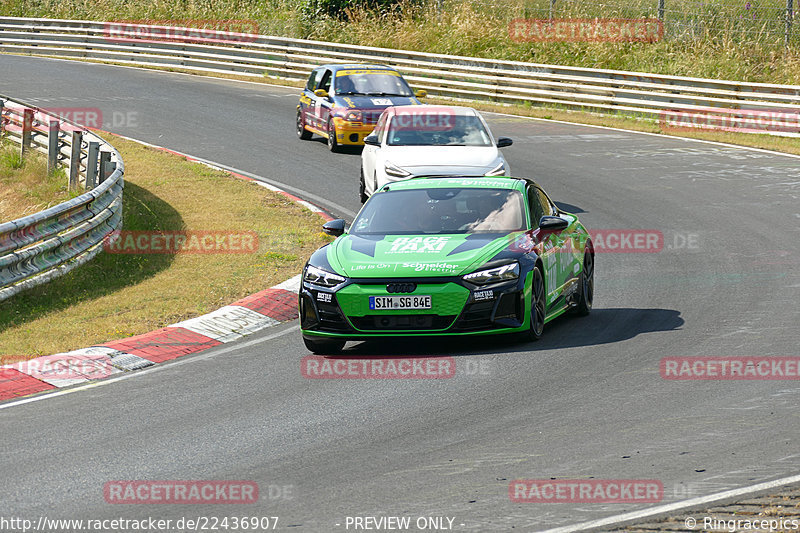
left=21, top=108, right=34, bottom=157
left=787, top=0, right=794, bottom=45
left=48, top=120, right=59, bottom=174
left=85, top=141, right=100, bottom=190
left=68, top=131, right=82, bottom=190
left=0, top=100, right=4, bottom=139
left=549, top=0, right=557, bottom=21
left=658, top=0, right=665, bottom=22
left=99, top=151, right=112, bottom=183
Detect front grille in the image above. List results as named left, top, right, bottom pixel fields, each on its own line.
left=351, top=314, right=456, bottom=331
left=386, top=282, right=417, bottom=294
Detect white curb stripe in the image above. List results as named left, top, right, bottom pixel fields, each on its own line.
left=273, top=274, right=302, bottom=294
left=540, top=473, right=800, bottom=533
left=170, top=305, right=279, bottom=343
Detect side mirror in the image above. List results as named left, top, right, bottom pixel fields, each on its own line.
left=496, top=137, right=513, bottom=148
left=314, top=89, right=329, bottom=98
left=364, top=134, right=380, bottom=146
left=538, top=216, right=568, bottom=231
left=415, top=89, right=427, bottom=98
left=322, top=218, right=346, bottom=237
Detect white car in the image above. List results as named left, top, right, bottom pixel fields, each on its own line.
left=359, top=105, right=513, bottom=202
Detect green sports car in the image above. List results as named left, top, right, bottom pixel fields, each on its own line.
left=299, top=176, right=594, bottom=354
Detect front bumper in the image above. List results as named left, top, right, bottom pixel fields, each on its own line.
left=300, top=275, right=531, bottom=339
left=332, top=118, right=376, bottom=145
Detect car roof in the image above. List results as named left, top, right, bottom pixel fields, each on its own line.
left=383, top=176, right=535, bottom=193
left=319, top=64, right=398, bottom=72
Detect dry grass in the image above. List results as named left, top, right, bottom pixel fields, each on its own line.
left=0, top=144, right=73, bottom=222
left=0, top=134, right=331, bottom=358
left=3, top=0, right=800, bottom=84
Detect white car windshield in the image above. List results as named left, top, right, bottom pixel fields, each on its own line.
left=387, top=115, right=493, bottom=147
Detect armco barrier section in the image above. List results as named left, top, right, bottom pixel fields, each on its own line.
left=0, top=17, right=799, bottom=136
left=0, top=94, right=124, bottom=302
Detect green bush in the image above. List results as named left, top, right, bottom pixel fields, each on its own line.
left=303, top=0, right=415, bottom=21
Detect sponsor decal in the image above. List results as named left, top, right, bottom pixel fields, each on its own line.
left=316, top=292, right=333, bottom=303
left=473, top=289, right=495, bottom=301
left=335, top=69, right=400, bottom=77
left=388, top=236, right=451, bottom=254
left=402, top=262, right=460, bottom=273
left=509, top=479, right=663, bottom=503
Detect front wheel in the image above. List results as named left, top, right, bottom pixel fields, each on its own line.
left=573, top=249, right=593, bottom=316
left=520, top=267, right=546, bottom=342
left=296, top=109, right=312, bottom=140
left=327, top=119, right=340, bottom=152
left=359, top=168, right=368, bottom=203
left=303, top=337, right=345, bottom=355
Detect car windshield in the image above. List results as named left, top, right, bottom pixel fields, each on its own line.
left=334, top=73, right=414, bottom=96
left=351, top=188, right=526, bottom=235
left=386, top=114, right=493, bottom=146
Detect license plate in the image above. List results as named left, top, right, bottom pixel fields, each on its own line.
left=369, top=295, right=432, bottom=310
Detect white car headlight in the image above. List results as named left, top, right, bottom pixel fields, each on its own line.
left=463, top=262, right=520, bottom=285
left=304, top=265, right=346, bottom=288
left=384, top=161, right=412, bottom=179
left=485, top=161, right=506, bottom=176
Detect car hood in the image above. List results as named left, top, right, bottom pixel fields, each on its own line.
left=327, top=232, right=521, bottom=278
left=334, top=95, right=418, bottom=110
left=386, top=146, right=501, bottom=173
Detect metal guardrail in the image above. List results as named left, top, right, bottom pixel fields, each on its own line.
left=0, top=94, right=124, bottom=302
left=0, top=17, right=799, bottom=136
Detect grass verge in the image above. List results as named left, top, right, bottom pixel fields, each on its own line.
left=0, top=134, right=331, bottom=359
left=0, top=143, right=74, bottom=222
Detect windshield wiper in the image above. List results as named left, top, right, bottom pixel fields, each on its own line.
left=365, top=92, right=410, bottom=97
left=337, top=91, right=369, bottom=96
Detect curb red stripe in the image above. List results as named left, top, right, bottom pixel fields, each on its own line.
left=102, top=327, right=221, bottom=363
left=232, top=288, right=298, bottom=322
left=0, top=368, right=56, bottom=401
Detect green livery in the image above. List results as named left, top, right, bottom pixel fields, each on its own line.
left=299, top=176, right=594, bottom=354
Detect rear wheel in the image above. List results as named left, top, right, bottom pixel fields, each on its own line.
left=573, top=249, right=593, bottom=316
left=303, top=337, right=345, bottom=355
left=327, top=119, right=340, bottom=152
left=296, top=109, right=312, bottom=140
left=359, top=168, right=368, bottom=203
left=521, top=267, right=546, bottom=342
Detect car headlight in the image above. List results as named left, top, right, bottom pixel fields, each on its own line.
left=463, top=262, right=519, bottom=285
left=344, top=110, right=362, bottom=122
left=384, top=161, right=412, bottom=178
left=485, top=161, right=506, bottom=176
left=304, top=265, right=346, bottom=288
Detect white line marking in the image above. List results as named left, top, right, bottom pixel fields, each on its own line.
left=539, top=473, right=800, bottom=532
left=0, top=325, right=299, bottom=412
left=486, top=110, right=800, bottom=160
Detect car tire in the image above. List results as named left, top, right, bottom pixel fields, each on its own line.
left=297, top=109, right=312, bottom=140
left=327, top=119, right=340, bottom=152
left=359, top=168, right=368, bottom=203
left=303, top=337, right=346, bottom=355
left=573, top=248, right=593, bottom=316
left=520, top=267, right=546, bottom=342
